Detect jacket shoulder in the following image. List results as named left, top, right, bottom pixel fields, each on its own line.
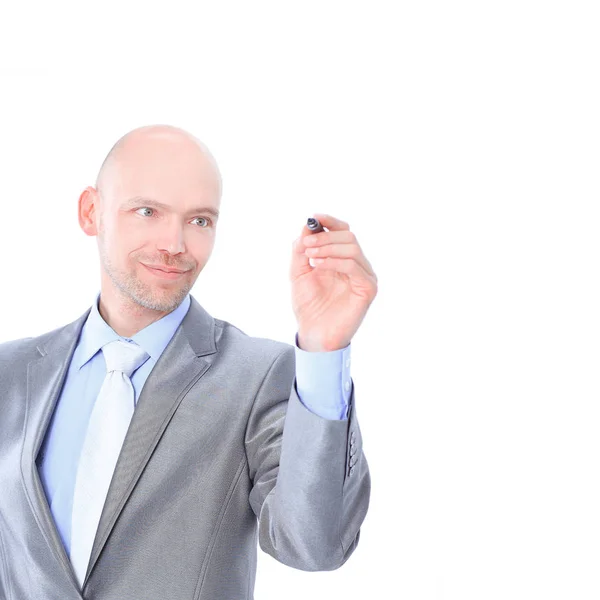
left=0, top=335, right=39, bottom=363
left=213, top=318, right=295, bottom=362
left=0, top=318, right=80, bottom=364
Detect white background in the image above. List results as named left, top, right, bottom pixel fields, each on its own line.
left=1, top=1, right=599, bottom=599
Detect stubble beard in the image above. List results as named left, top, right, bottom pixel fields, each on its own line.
left=98, top=237, right=195, bottom=313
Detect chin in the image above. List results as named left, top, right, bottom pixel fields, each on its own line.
left=135, top=292, right=183, bottom=313
left=120, top=279, right=185, bottom=312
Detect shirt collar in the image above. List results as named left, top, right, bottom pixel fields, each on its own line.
left=73, top=291, right=191, bottom=371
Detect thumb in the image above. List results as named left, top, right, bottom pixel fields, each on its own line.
left=290, top=220, right=321, bottom=279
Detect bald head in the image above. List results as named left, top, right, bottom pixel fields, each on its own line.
left=95, top=124, right=222, bottom=206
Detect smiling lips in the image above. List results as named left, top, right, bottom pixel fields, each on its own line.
left=141, top=263, right=190, bottom=280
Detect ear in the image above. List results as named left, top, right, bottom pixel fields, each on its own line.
left=78, top=186, right=100, bottom=236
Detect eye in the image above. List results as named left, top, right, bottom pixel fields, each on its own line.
left=136, top=207, right=154, bottom=217
left=191, top=217, right=211, bottom=228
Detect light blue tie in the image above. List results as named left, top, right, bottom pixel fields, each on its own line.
left=69, top=339, right=149, bottom=588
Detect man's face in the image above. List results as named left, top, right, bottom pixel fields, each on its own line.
left=94, top=136, right=221, bottom=313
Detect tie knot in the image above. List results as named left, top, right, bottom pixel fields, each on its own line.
left=101, top=340, right=149, bottom=378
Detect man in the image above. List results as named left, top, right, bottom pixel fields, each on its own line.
left=0, top=125, right=377, bottom=600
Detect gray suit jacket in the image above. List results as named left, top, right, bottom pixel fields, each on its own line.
left=0, top=295, right=370, bottom=600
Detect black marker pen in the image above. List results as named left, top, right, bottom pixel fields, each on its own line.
left=306, top=217, right=325, bottom=234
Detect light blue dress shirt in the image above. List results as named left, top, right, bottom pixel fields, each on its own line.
left=37, top=292, right=352, bottom=557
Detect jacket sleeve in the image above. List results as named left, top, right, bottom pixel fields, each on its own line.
left=244, top=345, right=371, bottom=571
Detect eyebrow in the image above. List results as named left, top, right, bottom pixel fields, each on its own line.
left=121, top=196, right=220, bottom=219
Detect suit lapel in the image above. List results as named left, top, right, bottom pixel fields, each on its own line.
left=84, top=295, right=218, bottom=587
left=20, top=295, right=219, bottom=592
left=20, top=306, right=92, bottom=591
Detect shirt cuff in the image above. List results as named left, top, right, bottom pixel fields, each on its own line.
left=293, top=332, right=352, bottom=420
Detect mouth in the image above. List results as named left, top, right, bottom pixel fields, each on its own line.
left=141, top=263, right=190, bottom=280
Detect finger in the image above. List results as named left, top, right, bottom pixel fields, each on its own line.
left=311, top=257, right=377, bottom=290
left=311, top=213, right=350, bottom=232
left=303, top=241, right=365, bottom=267
left=302, top=230, right=357, bottom=247
left=309, top=245, right=372, bottom=275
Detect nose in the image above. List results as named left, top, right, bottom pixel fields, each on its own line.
left=156, top=220, right=186, bottom=255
